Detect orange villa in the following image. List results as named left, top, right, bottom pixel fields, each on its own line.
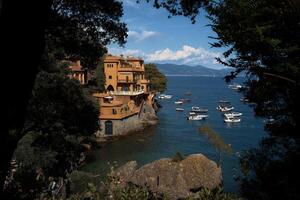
left=68, top=60, right=87, bottom=85
left=93, top=54, right=157, bottom=138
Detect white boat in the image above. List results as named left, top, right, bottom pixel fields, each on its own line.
left=224, top=112, right=242, bottom=118
left=176, top=108, right=184, bottom=111
left=219, top=100, right=230, bottom=104
left=187, top=115, right=203, bottom=121
left=240, top=97, right=249, bottom=102
left=224, top=117, right=241, bottom=123
left=158, top=94, right=173, bottom=99
left=189, top=112, right=208, bottom=118
left=174, top=101, right=183, bottom=105
left=228, top=83, right=242, bottom=90
left=191, top=106, right=208, bottom=112
left=216, top=105, right=234, bottom=112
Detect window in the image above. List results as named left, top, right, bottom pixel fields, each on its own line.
left=112, top=109, right=117, bottom=114
left=109, top=75, right=112, bottom=79
left=107, top=64, right=114, bottom=67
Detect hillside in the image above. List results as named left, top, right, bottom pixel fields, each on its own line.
left=155, top=63, right=233, bottom=77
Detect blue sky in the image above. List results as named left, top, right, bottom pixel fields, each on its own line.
left=109, top=0, right=227, bottom=69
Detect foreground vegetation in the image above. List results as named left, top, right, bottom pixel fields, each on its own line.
left=3, top=0, right=299, bottom=199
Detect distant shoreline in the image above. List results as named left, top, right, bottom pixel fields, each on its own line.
left=165, top=74, right=221, bottom=77
left=165, top=74, right=245, bottom=77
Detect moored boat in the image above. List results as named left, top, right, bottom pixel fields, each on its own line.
left=187, top=115, right=203, bottom=121
left=174, top=101, right=183, bottom=105
left=224, top=117, right=241, bottom=123
left=216, top=105, right=234, bottom=112
left=224, top=112, right=242, bottom=118
left=176, top=108, right=184, bottom=111
left=191, top=106, right=208, bottom=113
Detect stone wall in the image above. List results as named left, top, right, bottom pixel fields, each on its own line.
left=95, top=101, right=158, bottom=139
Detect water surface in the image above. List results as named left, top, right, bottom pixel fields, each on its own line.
left=82, top=76, right=267, bottom=193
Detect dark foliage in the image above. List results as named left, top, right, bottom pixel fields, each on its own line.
left=145, top=63, right=167, bottom=92
left=24, top=71, right=99, bottom=136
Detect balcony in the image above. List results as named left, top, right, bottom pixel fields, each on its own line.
left=117, top=79, right=134, bottom=83
left=118, top=66, right=144, bottom=72
left=137, top=79, right=150, bottom=84
left=109, top=90, right=144, bottom=96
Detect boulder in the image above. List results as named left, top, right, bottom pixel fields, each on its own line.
left=112, top=154, right=222, bottom=199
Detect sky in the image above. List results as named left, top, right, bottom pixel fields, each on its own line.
left=108, top=0, right=227, bottom=69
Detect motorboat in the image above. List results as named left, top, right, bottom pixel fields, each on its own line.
left=187, top=115, right=203, bottom=121
left=189, top=112, right=208, bottom=118
left=219, top=100, right=230, bottom=104
left=180, top=98, right=191, bottom=103
left=191, top=106, right=208, bottom=113
left=216, top=105, right=234, bottom=112
left=224, top=112, right=242, bottom=118
left=174, top=101, right=183, bottom=105
left=240, top=97, right=249, bottom=102
left=158, top=94, right=173, bottom=99
left=224, top=117, right=241, bottom=123
left=176, top=108, right=184, bottom=111
left=228, top=83, right=243, bottom=90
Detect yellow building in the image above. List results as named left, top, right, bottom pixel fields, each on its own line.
left=93, top=54, right=156, bottom=137
left=103, top=54, right=149, bottom=93
left=68, top=60, right=87, bottom=85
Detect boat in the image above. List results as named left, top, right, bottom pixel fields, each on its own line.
left=216, top=105, right=234, bottom=112
left=191, top=106, right=208, bottom=113
left=224, top=112, right=242, bottom=118
left=240, top=97, right=249, bottom=102
left=180, top=98, right=191, bottom=103
left=158, top=94, right=173, bottom=99
left=174, top=101, right=183, bottom=105
left=224, top=117, right=241, bottom=123
left=219, top=100, right=230, bottom=104
left=176, top=108, right=184, bottom=111
left=228, top=83, right=243, bottom=90
left=184, top=92, right=192, bottom=96
left=187, top=115, right=203, bottom=121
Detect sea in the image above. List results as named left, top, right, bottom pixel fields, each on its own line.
left=81, top=76, right=267, bottom=194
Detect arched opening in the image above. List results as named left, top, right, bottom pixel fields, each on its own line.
left=105, top=121, right=113, bottom=135
left=107, top=85, right=114, bottom=91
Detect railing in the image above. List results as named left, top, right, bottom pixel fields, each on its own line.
left=117, top=79, right=134, bottom=83
left=109, top=90, right=144, bottom=96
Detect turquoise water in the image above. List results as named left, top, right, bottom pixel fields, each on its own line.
left=82, top=76, right=267, bottom=193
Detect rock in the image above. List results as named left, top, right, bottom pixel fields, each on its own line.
left=111, top=161, right=138, bottom=180
left=112, top=154, right=222, bottom=199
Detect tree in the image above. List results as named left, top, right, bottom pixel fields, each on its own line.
left=143, top=0, right=300, bottom=198
left=199, top=125, right=232, bottom=167
left=145, top=63, right=167, bottom=92
left=3, top=0, right=127, bottom=196
left=95, top=60, right=105, bottom=92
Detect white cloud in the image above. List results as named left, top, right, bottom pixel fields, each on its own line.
left=128, top=30, right=159, bottom=42
left=147, top=45, right=221, bottom=63
left=108, top=45, right=225, bottom=68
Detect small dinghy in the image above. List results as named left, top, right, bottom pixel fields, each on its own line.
left=176, top=108, right=184, bottom=111
left=187, top=115, right=203, bottom=121
left=224, top=112, right=242, bottom=118
left=224, top=117, right=241, bottom=123
left=174, top=101, right=183, bottom=105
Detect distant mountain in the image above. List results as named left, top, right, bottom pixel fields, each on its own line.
left=155, top=63, right=234, bottom=77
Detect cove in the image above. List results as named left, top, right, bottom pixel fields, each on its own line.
left=81, top=76, right=267, bottom=193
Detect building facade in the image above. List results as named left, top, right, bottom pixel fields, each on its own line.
left=68, top=60, right=87, bottom=85
left=93, top=54, right=156, bottom=139
left=103, top=54, right=149, bottom=93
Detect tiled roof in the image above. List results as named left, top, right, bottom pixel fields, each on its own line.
left=69, top=65, right=83, bottom=72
